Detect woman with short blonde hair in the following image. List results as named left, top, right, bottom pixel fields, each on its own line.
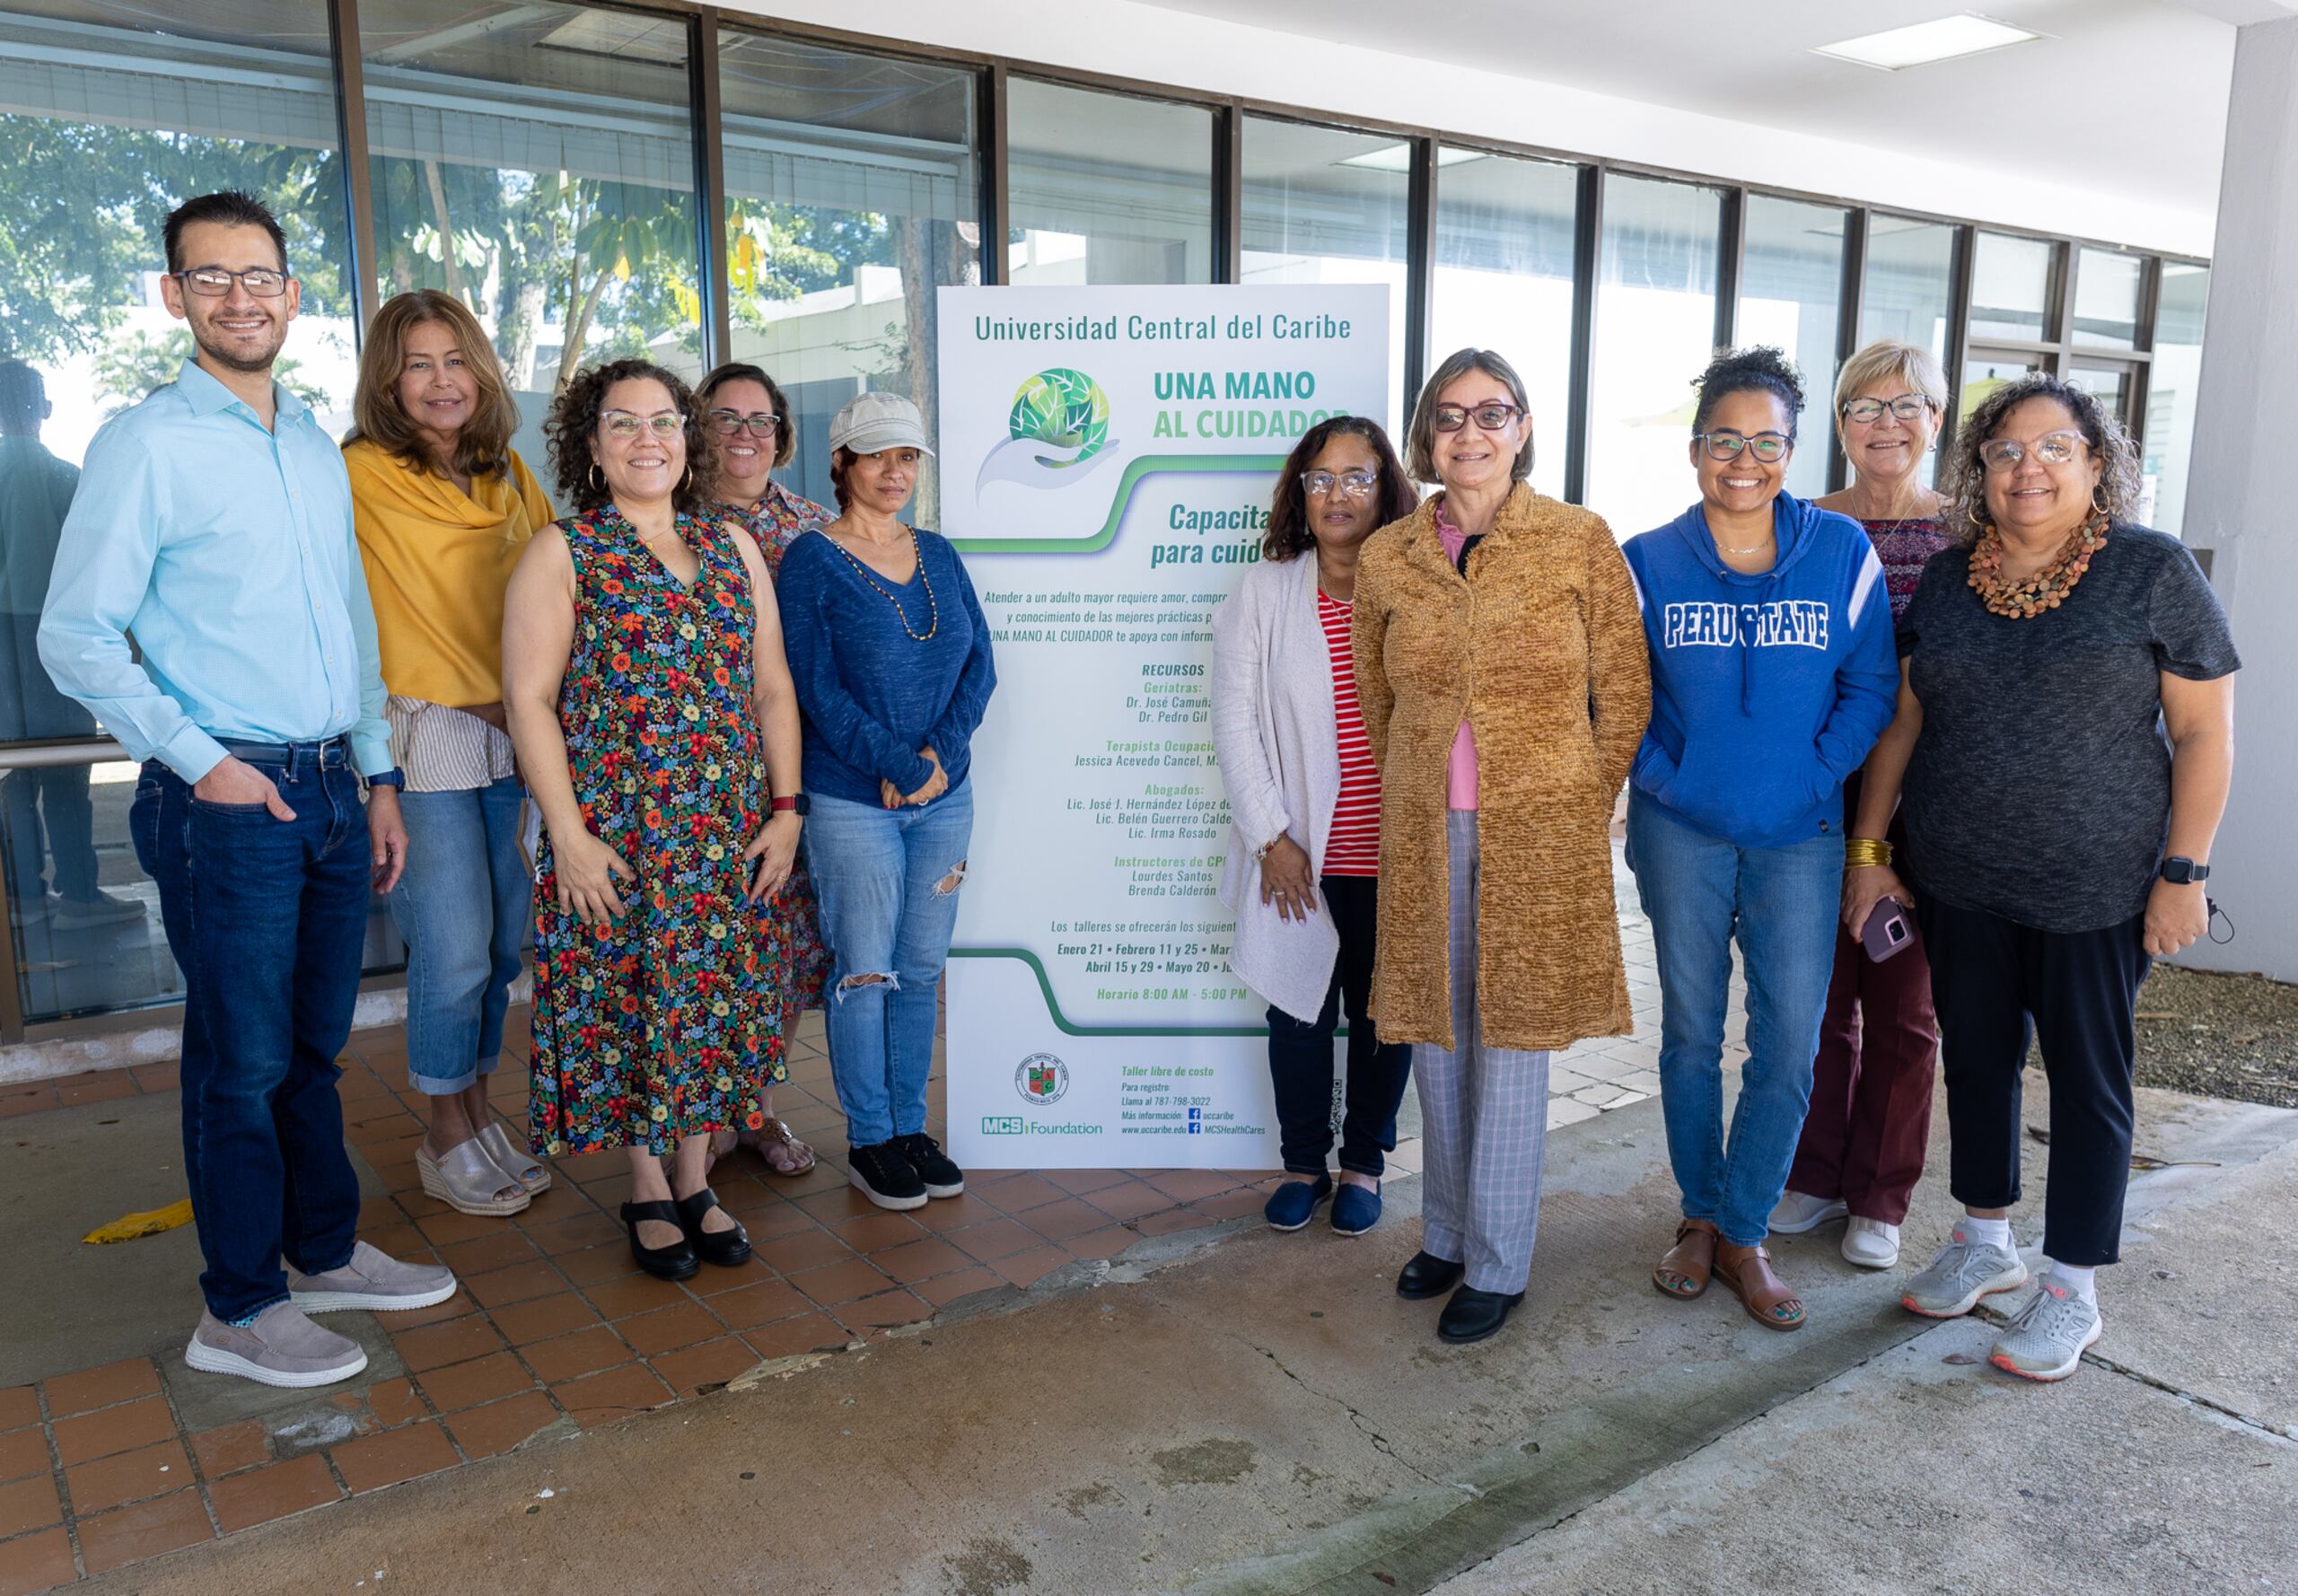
left=1769, top=338, right=1955, bottom=1272
left=345, top=290, right=554, bottom=1217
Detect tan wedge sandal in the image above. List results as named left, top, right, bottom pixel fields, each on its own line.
left=475, top=1121, right=551, bottom=1196
left=417, top=1138, right=531, bottom=1217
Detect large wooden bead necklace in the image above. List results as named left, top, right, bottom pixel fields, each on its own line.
left=1967, top=510, right=2108, bottom=619
left=829, top=526, right=939, bottom=641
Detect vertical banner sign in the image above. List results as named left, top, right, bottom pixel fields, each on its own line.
left=937, top=285, right=1389, bottom=1169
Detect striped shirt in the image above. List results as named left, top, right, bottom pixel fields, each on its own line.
left=1318, top=587, right=1381, bottom=876
left=387, top=695, right=516, bottom=792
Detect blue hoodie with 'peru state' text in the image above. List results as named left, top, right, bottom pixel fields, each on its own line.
left=1620, top=493, right=1899, bottom=848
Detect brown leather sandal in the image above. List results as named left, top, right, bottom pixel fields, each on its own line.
left=1652, top=1218, right=1718, bottom=1299
left=1713, top=1240, right=1806, bottom=1332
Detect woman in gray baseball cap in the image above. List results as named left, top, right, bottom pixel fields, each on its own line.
left=775, top=391, right=998, bottom=1209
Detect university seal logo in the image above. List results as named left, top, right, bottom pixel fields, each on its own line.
left=1014, top=1052, right=1069, bottom=1106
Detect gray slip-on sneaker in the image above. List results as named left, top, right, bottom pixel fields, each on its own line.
left=184, top=1302, right=367, bottom=1389
left=288, top=1241, right=458, bottom=1314
left=1989, top=1277, right=2103, bottom=1381
left=1900, top=1226, right=2029, bottom=1318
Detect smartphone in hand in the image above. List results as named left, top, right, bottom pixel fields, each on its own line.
left=1860, top=901, right=1914, bottom=962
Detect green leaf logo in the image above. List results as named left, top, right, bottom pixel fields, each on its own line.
left=1007, top=368, right=1110, bottom=468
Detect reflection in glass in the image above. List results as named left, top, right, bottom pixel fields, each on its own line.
left=0, top=2, right=405, bottom=1019
left=1429, top=149, right=1579, bottom=499
left=2074, top=248, right=2144, bottom=350
left=1738, top=196, right=1846, bottom=499
left=2145, top=264, right=2208, bottom=535
left=1008, top=81, right=1212, bottom=286
left=1959, top=355, right=2043, bottom=425
left=715, top=31, right=980, bottom=524
left=1969, top=231, right=2056, bottom=342
left=1860, top=215, right=1954, bottom=359
left=2067, top=364, right=2133, bottom=426
left=1241, top=118, right=1410, bottom=430
left=1588, top=173, right=1722, bottom=536
left=361, top=0, right=706, bottom=477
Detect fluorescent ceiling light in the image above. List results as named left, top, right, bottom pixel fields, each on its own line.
left=1813, top=14, right=2039, bottom=71
left=1337, top=145, right=1487, bottom=173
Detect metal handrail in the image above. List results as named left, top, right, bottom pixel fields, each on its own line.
left=0, top=739, right=129, bottom=770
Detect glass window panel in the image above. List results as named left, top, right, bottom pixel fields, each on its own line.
left=1241, top=118, right=1410, bottom=431
left=1738, top=195, right=1846, bottom=500
left=2067, top=364, right=2133, bottom=426
left=1970, top=231, right=2056, bottom=342
left=716, top=31, right=980, bottom=524
left=361, top=0, right=706, bottom=475
left=2145, top=263, right=2207, bottom=535
left=0, top=2, right=396, bottom=1021
left=1860, top=215, right=1954, bottom=360
left=1007, top=81, right=1212, bottom=286
left=1428, top=148, right=1579, bottom=499
left=1959, top=354, right=2045, bottom=423
left=2074, top=248, right=2144, bottom=350
left=1588, top=172, right=1721, bottom=536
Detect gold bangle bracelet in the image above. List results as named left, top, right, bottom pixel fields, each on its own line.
left=1844, top=837, right=1893, bottom=869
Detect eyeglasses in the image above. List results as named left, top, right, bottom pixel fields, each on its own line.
left=1694, top=431, right=1792, bottom=462
left=1978, top=430, right=2087, bottom=471
left=1302, top=469, right=1378, bottom=499
left=601, top=412, right=684, bottom=440
left=708, top=409, right=779, bottom=437
left=1430, top=402, right=1523, bottom=434
left=1840, top=394, right=1932, bottom=425
left=172, top=267, right=288, bottom=298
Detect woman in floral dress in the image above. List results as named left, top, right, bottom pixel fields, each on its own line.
left=696, top=361, right=832, bottom=1177
left=504, top=358, right=805, bottom=1281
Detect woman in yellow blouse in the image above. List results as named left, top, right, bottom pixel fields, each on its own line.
left=345, top=290, right=553, bottom=1217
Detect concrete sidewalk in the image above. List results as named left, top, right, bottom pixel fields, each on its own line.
left=68, top=1076, right=2297, bottom=1596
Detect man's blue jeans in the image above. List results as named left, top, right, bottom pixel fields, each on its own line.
left=392, top=778, right=530, bottom=1096
left=1625, top=790, right=1843, bottom=1247
left=803, top=784, right=972, bottom=1150
left=131, top=741, right=369, bottom=1322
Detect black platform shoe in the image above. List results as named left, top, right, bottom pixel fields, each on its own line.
left=621, top=1199, right=699, bottom=1281
left=1396, top=1250, right=1466, bottom=1300
left=674, top=1185, right=752, bottom=1267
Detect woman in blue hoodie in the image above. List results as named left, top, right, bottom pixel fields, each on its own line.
left=1621, top=347, right=1898, bottom=1333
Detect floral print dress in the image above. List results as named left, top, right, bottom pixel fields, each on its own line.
left=722, top=479, right=832, bottom=1014
left=530, top=506, right=793, bottom=1157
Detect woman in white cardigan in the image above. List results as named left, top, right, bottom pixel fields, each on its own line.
left=1213, top=417, right=1419, bottom=1236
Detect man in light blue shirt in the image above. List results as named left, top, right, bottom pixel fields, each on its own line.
left=39, top=191, right=457, bottom=1388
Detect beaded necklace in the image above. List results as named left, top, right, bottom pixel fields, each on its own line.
left=828, top=526, right=938, bottom=641
left=1967, top=512, right=2108, bottom=619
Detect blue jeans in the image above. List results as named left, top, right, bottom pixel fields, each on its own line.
left=1625, top=790, right=1843, bottom=1248
left=130, top=741, right=369, bottom=1321
left=803, top=783, right=972, bottom=1149
left=391, top=778, right=530, bottom=1096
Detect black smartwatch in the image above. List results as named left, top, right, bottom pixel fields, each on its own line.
left=366, top=768, right=407, bottom=791
left=2159, top=856, right=2208, bottom=885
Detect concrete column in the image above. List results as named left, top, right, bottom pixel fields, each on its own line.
left=2180, top=13, right=2298, bottom=978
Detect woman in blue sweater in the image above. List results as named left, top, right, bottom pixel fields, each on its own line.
left=776, top=392, right=996, bottom=1210
left=1621, top=348, right=1897, bottom=1333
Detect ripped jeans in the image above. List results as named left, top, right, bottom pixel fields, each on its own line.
left=803, top=782, right=973, bottom=1149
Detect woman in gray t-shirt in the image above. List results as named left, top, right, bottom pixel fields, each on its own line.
left=1841, top=373, right=2238, bottom=1384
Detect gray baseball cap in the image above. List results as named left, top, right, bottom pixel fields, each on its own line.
left=828, top=390, right=934, bottom=457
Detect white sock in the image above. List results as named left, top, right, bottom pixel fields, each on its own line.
left=2049, top=1263, right=2099, bottom=1304
left=1963, top=1215, right=2013, bottom=1251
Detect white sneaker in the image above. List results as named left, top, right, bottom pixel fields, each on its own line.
left=185, top=1302, right=366, bottom=1389
left=1841, top=1216, right=1900, bottom=1269
left=1768, top=1190, right=1847, bottom=1234
left=1989, top=1278, right=2102, bottom=1381
left=287, top=1241, right=458, bottom=1313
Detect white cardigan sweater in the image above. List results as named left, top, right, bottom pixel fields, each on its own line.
left=1210, top=552, right=1345, bottom=1023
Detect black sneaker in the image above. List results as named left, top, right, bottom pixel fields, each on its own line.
left=895, top=1132, right=965, bottom=1198
left=847, top=1140, right=927, bottom=1210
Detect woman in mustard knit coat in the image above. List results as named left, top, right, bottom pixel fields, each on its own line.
left=1353, top=346, right=1650, bottom=1345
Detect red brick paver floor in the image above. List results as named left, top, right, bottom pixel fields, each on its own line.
left=0, top=1007, right=1283, bottom=1592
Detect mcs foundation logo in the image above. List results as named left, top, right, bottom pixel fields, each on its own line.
left=1015, top=1052, right=1069, bottom=1106
left=975, top=368, right=1121, bottom=502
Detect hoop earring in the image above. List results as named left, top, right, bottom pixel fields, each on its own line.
left=2090, top=483, right=2109, bottom=515
left=588, top=462, right=603, bottom=493
left=679, top=464, right=692, bottom=493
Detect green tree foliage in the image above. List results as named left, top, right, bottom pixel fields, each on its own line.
left=93, top=329, right=329, bottom=418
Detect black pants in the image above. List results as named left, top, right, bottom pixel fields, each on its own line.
left=1267, top=874, right=1413, bottom=1179
left=1916, top=896, right=2151, bottom=1267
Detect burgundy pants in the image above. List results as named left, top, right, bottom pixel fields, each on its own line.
left=1785, top=784, right=1939, bottom=1224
